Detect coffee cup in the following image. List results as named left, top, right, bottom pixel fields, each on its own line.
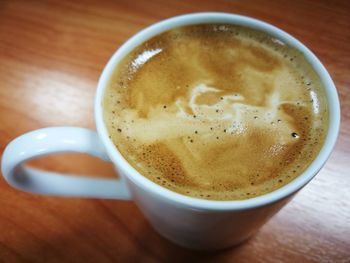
left=1, top=13, right=340, bottom=250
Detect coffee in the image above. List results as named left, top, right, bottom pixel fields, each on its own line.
left=103, top=24, right=328, bottom=200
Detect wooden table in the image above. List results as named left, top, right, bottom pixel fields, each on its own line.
left=0, top=0, right=349, bottom=262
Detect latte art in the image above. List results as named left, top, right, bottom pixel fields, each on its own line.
left=103, top=24, right=328, bottom=200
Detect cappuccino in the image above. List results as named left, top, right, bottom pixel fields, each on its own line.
left=103, top=24, right=328, bottom=200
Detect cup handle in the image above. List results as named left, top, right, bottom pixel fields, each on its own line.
left=1, top=127, right=131, bottom=200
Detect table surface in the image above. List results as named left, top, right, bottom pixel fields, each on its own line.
left=0, top=0, right=349, bottom=262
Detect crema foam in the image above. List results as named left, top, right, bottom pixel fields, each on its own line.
left=103, top=24, right=328, bottom=200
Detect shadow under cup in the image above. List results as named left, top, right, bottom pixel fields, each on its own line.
left=95, top=13, right=340, bottom=249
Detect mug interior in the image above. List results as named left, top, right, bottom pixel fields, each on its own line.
left=95, top=12, right=340, bottom=211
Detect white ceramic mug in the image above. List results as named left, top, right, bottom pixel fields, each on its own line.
left=1, top=13, right=340, bottom=250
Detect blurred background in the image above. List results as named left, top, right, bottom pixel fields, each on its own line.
left=0, top=0, right=349, bottom=262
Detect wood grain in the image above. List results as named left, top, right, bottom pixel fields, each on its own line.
left=0, top=0, right=349, bottom=262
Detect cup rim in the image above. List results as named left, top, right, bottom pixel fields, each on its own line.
left=95, top=12, right=340, bottom=211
